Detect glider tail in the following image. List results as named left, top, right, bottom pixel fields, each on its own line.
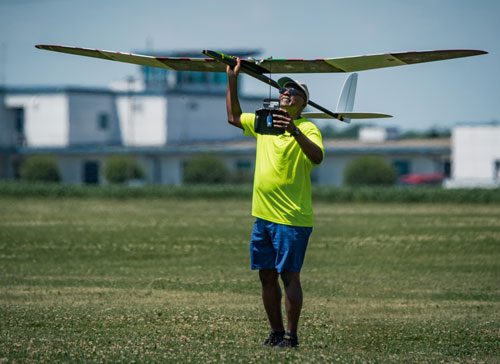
left=296, top=72, right=393, bottom=121
left=336, top=73, right=358, bottom=123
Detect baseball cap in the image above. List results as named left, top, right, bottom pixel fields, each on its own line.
left=277, top=77, right=309, bottom=104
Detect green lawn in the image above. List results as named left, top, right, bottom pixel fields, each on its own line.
left=1, top=198, right=499, bottom=363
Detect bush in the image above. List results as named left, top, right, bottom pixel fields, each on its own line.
left=104, top=156, right=144, bottom=184
left=20, top=156, right=61, bottom=182
left=344, top=156, right=397, bottom=186
left=227, top=169, right=254, bottom=184
left=183, top=154, right=228, bottom=184
left=1, top=182, right=499, bottom=203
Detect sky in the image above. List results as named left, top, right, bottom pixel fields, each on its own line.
left=0, top=0, right=499, bottom=131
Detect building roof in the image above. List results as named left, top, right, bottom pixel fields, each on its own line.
left=3, top=85, right=264, bottom=100
left=455, top=120, right=500, bottom=127
left=322, top=138, right=450, bottom=155
left=13, top=138, right=451, bottom=156
left=5, top=86, right=114, bottom=95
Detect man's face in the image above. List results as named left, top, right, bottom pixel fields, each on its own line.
left=279, top=84, right=307, bottom=111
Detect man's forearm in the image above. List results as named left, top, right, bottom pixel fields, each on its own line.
left=293, top=132, right=323, bottom=165
left=226, top=74, right=243, bottom=129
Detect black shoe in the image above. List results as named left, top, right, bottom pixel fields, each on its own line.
left=276, top=333, right=299, bottom=348
left=263, top=330, right=285, bottom=347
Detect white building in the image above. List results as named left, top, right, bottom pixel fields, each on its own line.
left=5, top=88, right=121, bottom=147
left=358, top=126, right=400, bottom=143
left=445, top=121, right=500, bottom=188
left=116, top=92, right=248, bottom=146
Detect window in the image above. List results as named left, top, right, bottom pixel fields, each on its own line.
left=14, top=108, right=24, bottom=132
left=183, top=72, right=194, bottom=84
left=393, top=160, right=410, bottom=176
left=443, top=160, right=451, bottom=178
left=233, top=160, right=254, bottom=184
left=236, top=160, right=252, bottom=170
left=191, top=72, right=207, bottom=84
left=212, top=72, right=227, bottom=85
left=143, top=66, right=169, bottom=87
left=187, top=101, right=198, bottom=111
left=132, top=101, right=143, bottom=113
left=97, top=113, right=109, bottom=130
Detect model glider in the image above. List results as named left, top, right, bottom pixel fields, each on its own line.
left=35, top=44, right=487, bottom=123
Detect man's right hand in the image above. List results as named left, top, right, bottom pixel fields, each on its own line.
left=226, top=58, right=241, bottom=79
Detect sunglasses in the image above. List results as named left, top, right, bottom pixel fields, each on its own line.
left=279, top=87, right=303, bottom=97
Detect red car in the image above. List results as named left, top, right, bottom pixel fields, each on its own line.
left=398, top=173, right=445, bottom=185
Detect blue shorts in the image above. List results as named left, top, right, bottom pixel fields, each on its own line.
left=250, top=218, right=312, bottom=273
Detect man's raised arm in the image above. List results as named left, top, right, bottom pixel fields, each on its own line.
left=226, top=59, right=243, bottom=130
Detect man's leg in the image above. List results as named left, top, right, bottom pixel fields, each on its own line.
left=259, top=269, right=284, bottom=332
left=280, top=270, right=302, bottom=335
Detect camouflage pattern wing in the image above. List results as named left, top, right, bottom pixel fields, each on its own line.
left=36, top=45, right=487, bottom=74
left=258, top=49, right=487, bottom=73
left=35, top=45, right=227, bottom=72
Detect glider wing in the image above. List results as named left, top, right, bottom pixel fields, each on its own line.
left=36, top=45, right=487, bottom=74
left=258, top=49, right=487, bottom=73
left=35, top=45, right=226, bottom=72
left=302, top=112, right=392, bottom=120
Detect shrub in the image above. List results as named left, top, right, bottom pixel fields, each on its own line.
left=20, top=156, right=61, bottom=182
left=344, top=156, right=397, bottom=186
left=183, top=154, right=228, bottom=184
left=104, top=156, right=144, bottom=184
left=227, top=169, right=254, bottom=184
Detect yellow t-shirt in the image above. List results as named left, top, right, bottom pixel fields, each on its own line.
left=241, top=113, right=324, bottom=227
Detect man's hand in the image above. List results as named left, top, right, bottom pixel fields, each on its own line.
left=271, top=110, right=298, bottom=134
left=226, top=58, right=241, bottom=79
left=272, top=110, right=323, bottom=165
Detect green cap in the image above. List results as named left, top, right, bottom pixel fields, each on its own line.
left=277, top=77, right=309, bottom=103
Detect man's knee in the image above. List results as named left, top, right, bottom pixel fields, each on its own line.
left=280, top=270, right=300, bottom=287
left=259, top=269, right=279, bottom=286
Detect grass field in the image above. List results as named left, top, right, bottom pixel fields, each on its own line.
left=0, top=197, right=499, bottom=363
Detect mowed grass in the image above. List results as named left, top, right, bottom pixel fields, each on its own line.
left=0, top=197, right=499, bottom=363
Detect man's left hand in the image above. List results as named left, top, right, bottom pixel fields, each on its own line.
left=272, top=110, right=298, bottom=134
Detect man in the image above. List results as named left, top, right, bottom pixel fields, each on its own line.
left=226, top=59, right=324, bottom=348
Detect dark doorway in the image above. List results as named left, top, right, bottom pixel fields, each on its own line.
left=83, top=161, right=99, bottom=184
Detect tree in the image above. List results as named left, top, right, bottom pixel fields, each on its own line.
left=344, top=156, right=397, bottom=186
left=20, top=156, right=61, bottom=182
left=104, top=156, right=144, bottom=184
left=183, top=154, right=228, bottom=184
